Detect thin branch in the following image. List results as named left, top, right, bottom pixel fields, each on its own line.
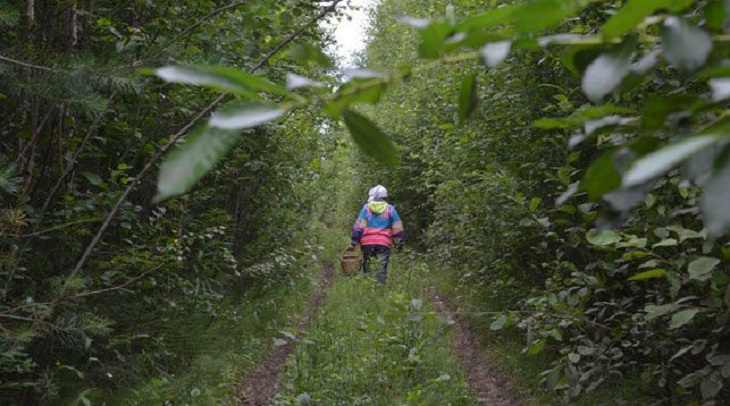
left=251, top=0, right=344, bottom=72
left=71, top=267, right=159, bottom=298
left=0, top=54, right=55, bottom=72
left=0, top=314, right=40, bottom=322
left=0, top=268, right=158, bottom=320
left=66, top=93, right=225, bottom=285
left=18, top=217, right=103, bottom=238
left=67, top=0, right=344, bottom=283
left=169, top=1, right=249, bottom=46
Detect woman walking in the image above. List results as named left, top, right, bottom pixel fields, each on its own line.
left=350, top=185, right=404, bottom=284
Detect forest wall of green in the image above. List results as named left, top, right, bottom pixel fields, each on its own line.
left=0, top=1, right=338, bottom=403
left=360, top=0, right=730, bottom=403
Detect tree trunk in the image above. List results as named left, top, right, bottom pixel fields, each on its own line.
left=25, top=0, right=35, bottom=31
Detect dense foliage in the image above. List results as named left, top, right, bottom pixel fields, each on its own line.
left=358, top=0, right=730, bottom=403
left=0, top=1, right=342, bottom=403
left=5, top=0, right=730, bottom=404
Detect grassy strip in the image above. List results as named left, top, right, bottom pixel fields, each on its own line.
left=274, top=256, right=477, bottom=405
left=106, top=267, right=317, bottom=405
left=425, top=259, right=649, bottom=406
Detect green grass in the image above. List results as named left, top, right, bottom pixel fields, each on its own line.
left=425, top=260, right=650, bottom=406
left=105, top=268, right=317, bottom=405
left=274, top=256, right=477, bottom=405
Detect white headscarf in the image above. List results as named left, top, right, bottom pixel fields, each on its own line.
left=367, top=185, right=388, bottom=202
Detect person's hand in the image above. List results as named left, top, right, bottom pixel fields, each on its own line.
left=395, top=241, right=404, bottom=251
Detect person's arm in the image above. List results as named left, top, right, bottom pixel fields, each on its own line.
left=391, top=206, right=405, bottom=247
left=351, top=206, right=367, bottom=247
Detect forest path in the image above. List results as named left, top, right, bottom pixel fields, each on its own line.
left=429, top=289, right=520, bottom=405
left=235, top=263, right=335, bottom=405
left=260, top=256, right=518, bottom=405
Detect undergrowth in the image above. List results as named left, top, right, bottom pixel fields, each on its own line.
left=425, top=257, right=650, bottom=406
left=105, top=220, right=345, bottom=405
left=105, top=269, right=314, bottom=405
left=274, top=255, right=476, bottom=405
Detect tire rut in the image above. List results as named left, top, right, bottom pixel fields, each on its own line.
left=429, top=288, right=520, bottom=406
left=235, top=263, right=335, bottom=405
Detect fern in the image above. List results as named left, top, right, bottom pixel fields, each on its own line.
left=0, top=162, right=20, bottom=194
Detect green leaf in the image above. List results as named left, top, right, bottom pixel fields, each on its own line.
left=645, top=303, right=678, bottom=320
left=667, top=225, right=704, bottom=243
left=456, top=0, right=586, bottom=38
left=653, top=238, right=678, bottom=248
left=511, top=0, right=585, bottom=34
left=81, top=172, right=103, bottom=187
left=209, top=103, right=284, bottom=130
left=628, top=268, right=667, bottom=281
left=458, top=73, right=478, bottom=123
left=547, top=328, right=562, bottom=341
left=641, top=95, right=699, bottom=129
left=582, top=151, right=621, bottom=201
left=623, top=135, right=720, bottom=188
left=705, top=0, right=729, bottom=32
left=534, top=104, right=633, bottom=130
left=669, top=308, right=700, bottom=329
left=154, top=65, right=287, bottom=97
left=688, top=256, right=721, bottom=282
left=701, top=161, right=730, bottom=236
left=456, top=5, right=516, bottom=32
left=601, top=0, right=693, bottom=40
left=562, top=45, right=603, bottom=77
left=577, top=345, right=595, bottom=356
left=662, top=17, right=713, bottom=71
left=528, top=339, right=545, bottom=355
left=325, top=79, right=387, bottom=118
left=568, top=353, right=581, bottom=363
left=700, top=372, right=724, bottom=399
left=617, top=235, right=647, bottom=248
left=490, top=314, right=507, bottom=331
left=582, top=48, right=632, bottom=103
left=678, top=369, right=707, bottom=388
left=155, top=126, right=240, bottom=202
left=586, top=228, right=620, bottom=246
left=529, top=197, right=541, bottom=212
left=287, top=43, right=333, bottom=68
left=418, top=21, right=452, bottom=59
left=342, top=110, right=399, bottom=166
left=708, top=354, right=730, bottom=366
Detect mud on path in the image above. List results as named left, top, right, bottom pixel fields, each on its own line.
left=235, top=263, right=335, bottom=406
left=429, top=289, right=520, bottom=406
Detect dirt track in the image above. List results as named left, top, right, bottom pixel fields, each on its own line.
left=429, top=289, right=520, bottom=406
left=236, top=264, right=335, bottom=405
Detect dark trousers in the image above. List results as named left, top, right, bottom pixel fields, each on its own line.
left=362, top=245, right=391, bottom=284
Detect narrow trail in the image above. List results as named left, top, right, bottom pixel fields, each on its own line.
left=235, top=263, right=335, bottom=405
left=429, top=289, right=520, bottom=406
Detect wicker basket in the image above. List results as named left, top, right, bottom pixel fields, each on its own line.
left=340, top=247, right=362, bottom=275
